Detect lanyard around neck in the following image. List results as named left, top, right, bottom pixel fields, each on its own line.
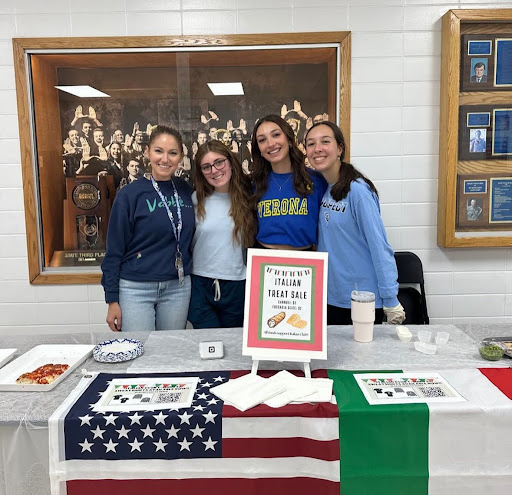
left=150, top=176, right=182, bottom=246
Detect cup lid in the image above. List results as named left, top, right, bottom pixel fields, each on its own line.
left=351, top=290, right=375, bottom=302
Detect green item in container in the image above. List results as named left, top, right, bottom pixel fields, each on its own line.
left=479, top=344, right=504, bottom=361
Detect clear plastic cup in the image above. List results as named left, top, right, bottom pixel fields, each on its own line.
left=417, top=329, right=432, bottom=343
left=435, top=331, right=450, bottom=345
left=414, top=341, right=437, bottom=355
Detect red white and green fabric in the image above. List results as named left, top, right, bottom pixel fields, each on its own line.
left=330, top=367, right=512, bottom=495
left=49, top=368, right=512, bottom=495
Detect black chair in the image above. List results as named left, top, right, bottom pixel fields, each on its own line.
left=394, top=251, right=429, bottom=325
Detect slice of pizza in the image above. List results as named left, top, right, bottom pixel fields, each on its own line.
left=16, top=371, right=42, bottom=384
left=16, top=363, right=69, bottom=385
left=43, top=364, right=70, bottom=383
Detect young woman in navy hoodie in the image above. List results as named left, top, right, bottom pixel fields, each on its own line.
left=101, top=125, right=194, bottom=332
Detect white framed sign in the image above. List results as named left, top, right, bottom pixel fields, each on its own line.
left=242, top=249, right=328, bottom=362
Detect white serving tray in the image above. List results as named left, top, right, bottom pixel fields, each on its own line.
left=0, top=349, right=17, bottom=369
left=0, top=344, right=94, bottom=391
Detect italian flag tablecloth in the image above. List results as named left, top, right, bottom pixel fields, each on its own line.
left=49, top=368, right=512, bottom=495
left=330, top=368, right=512, bottom=495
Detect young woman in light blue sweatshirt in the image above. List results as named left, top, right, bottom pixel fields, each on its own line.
left=305, top=121, right=405, bottom=326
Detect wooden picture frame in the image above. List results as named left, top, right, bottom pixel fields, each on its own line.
left=438, top=9, right=512, bottom=248
left=13, top=32, right=351, bottom=284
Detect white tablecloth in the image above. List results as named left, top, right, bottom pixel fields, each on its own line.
left=0, top=325, right=509, bottom=495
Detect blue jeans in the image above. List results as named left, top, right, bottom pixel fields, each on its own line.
left=119, top=277, right=191, bottom=332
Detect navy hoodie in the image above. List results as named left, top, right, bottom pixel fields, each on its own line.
left=101, top=177, right=194, bottom=303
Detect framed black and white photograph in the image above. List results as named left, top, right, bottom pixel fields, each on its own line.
left=13, top=32, right=351, bottom=283
left=469, top=128, right=487, bottom=153
left=466, top=198, right=484, bottom=221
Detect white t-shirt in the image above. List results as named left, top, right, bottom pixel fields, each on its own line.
left=192, top=191, right=246, bottom=280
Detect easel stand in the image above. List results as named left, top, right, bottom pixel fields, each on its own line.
left=250, top=356, right=311, bottom=379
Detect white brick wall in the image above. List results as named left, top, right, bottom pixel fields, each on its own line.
left=2, top=0, right=512, bottom=334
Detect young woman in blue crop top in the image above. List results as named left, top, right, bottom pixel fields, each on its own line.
left=251, top=115, right=327, bottom=250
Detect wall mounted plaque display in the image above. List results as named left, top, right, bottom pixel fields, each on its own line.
left=457, top=104, right=512, bottom=161
left=13, top=32, right=351, bottom=283
left=439, top=9, right=512, bottom=247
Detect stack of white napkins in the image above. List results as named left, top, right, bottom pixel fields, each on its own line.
left=289, top=376, right=334, bottom=405
left=210, top=370, right=333, bottom=411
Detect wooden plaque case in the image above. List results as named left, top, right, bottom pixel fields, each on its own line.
left=438, top=9, right=512, bottom=248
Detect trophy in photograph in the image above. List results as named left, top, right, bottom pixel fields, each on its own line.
left=63, top=175, right=114, bottom=251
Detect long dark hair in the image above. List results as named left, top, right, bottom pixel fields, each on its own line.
left=305, top=121, right=378, bottom=201
left=194, top=140, right=257, bottom=249
left=251, top=115, right=313, bottom=203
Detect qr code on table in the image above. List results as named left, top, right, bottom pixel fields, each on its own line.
left=419, top=386, right=447, bottom=398
left=155, top=392, right=183, bottom=403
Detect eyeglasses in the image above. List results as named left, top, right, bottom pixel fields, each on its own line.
left=200, top=157, right=229, bottom=175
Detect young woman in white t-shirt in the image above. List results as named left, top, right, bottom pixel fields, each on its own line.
left=188, top=140, right=257, bottom=328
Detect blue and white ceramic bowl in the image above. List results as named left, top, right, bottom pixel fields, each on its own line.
left=93, top=338, right=144, bottom=363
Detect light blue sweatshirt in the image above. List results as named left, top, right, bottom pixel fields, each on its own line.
left=317, top=180, right=399, bottom=309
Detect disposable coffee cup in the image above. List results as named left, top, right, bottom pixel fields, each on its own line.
left=351, top=290, right=375, bottom=343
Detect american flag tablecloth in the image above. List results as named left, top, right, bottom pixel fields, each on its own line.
left=49, top=370, right=340, bottom=495
left=49, top=368, right=512, bottom=495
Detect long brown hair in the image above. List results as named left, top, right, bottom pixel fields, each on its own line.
left=194, top=140, right=257, bottom=249
left=250, top=115, right=313, bottom=204
left=304, top=121, right=378, bottom=201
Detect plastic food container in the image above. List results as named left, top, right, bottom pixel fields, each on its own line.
left=417, top=330, right=432, bottom=343
left=502, top=341, right=512, bottom=357
left=435, top=331, right=450, bottom=345
left=395, top=325, right=412, bottom=342
left=414, top=341, right=437, bottom=355
left=481, top=337, right=512, bottom=358
left=478, top=343, right=504, bottom=361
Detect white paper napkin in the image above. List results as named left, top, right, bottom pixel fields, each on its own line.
left=264, top=370, right=317, bottom=408
left=210, top=373, right=286, bottom=412
left=292, top=378, right=334, bottom=403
